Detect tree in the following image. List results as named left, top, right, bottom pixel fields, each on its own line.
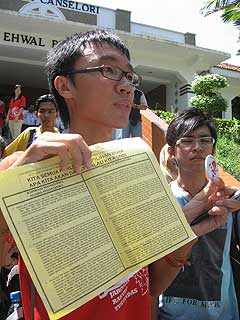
left=201, top=0, right=240, bottom=28
left=201, top=0, right=240, bottom=54
left=190, top=73, right=228, bottom=117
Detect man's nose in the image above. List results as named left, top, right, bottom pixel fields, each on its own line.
left=42, top=112, right=51, bottom=117
left=192, top=140, right=203, bottom=149
left=116, top=77, right=134, bottom=95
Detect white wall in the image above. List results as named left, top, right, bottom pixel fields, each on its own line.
left=97, top=7, right=115, bottom=29
left=131, top=23, right=185, bottom=43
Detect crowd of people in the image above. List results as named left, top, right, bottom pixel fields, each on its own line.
left=0, top=29, right=239, bottom=320
left=0, top=86, right=64, bottom=157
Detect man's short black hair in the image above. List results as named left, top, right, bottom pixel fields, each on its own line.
left=166, top=107, right=217, bottom=148
left=46, top=29, right=131, bottom=128
left=35, top=94, right=58, bottom=112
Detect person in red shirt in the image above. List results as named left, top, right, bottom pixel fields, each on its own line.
left=0, top=30, right=238, bottom=320
left=6, top=84, right=26, bottom=139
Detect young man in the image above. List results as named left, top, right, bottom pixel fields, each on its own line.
left=157, top=107, right=240, bottom=319
left=0, top=30, right=238, bottom=320
left=5, top=94, right=59, bottom=156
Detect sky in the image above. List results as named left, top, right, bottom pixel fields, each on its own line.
left=87, top=0, right=240, bottom=65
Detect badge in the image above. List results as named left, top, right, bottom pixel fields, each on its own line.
left=205, top=155, right=219, bottom=179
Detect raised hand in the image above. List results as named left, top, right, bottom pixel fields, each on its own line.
left=10, top=132, right=92, bottom=173
left=183, top=177, right=229, bottom=236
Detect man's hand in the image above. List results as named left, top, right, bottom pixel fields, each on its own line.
left=10, top=132, right=92, bottom=173
left=183, top=177, right=229, bottom=236
left=215, top=187, right=240, bottom=212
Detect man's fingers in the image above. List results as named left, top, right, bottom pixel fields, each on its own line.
left=208, top=205, right=228, bottom=216
left=215, top=199, right=240, bottom=212
left=12, top=140, right=71, bottom=170
left=10, top=132, right=93, bottom=173
left=38, top=133, right=92, bottom=170
left=201, top=177, right=226, bottom=202
left=66, top=134, right=92, bottom=171
left=192, top=206, right=228, bottom=236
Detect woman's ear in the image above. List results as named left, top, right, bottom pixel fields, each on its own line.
left=54, top=76, right=74, bottom=99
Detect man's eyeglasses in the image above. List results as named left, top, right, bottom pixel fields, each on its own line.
left=63, top=64, right=141, bottom=87
left=176, top=137, right=215, bottom=147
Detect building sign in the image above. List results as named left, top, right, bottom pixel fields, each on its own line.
left=31, top=0, right=100, bottom=14
left=2, top=31, right=59, bottom=49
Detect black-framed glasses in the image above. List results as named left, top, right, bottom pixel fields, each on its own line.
left=176, top=136, right=215, bottom=147
left=63, top=64, right=141, bottom=87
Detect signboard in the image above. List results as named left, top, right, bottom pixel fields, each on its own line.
left=31, top=0, right=100, bottom=14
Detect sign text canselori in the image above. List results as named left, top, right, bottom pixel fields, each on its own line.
left=3, top=32, right=59, bottom=48
left=32, top=0, right=100, bottom=14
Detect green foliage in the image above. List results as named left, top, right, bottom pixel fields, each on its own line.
left=152, top=110, right=175, bottom=124
left=215, top=118, right=240, bottom=141
left=221, top=7, right=240, bottom=28
left=216, top=135, right=240, bottom=181
left=191, top=74, right=228, bottom=95
left=201, top=0, right=240, bottom=28
left=190, top=74, right=228, bottom=115
left=153, top=109, right=240, bottom=180
left=191, top=94, right=228, bottom=113
left=201, top=1, right=240, bottom=54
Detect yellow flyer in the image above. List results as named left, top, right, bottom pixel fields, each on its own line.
left=0, top=137, right=195, bottom=320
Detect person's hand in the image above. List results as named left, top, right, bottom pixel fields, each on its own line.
left=183, top=177, right=228, bottom=236
left=215, top=187, right=240, bottom=212
left=10, top=132, right=92, bottom=173
left=166, top=238, right=198, bottom=266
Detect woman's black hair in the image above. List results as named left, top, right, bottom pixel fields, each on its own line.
left=13, top=84, right=23, bottom=100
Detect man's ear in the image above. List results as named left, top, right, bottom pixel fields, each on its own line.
left=54, top=76, right=74, bottom=99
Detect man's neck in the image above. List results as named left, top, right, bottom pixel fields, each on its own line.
left=69, top=122, right=113, bottom=146
left=40, top=125, right=56, bottom=133
left=177, top=170, right=207, bottom=197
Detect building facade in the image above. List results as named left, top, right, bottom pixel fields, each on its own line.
left=0, top=0, right=239, bottom=118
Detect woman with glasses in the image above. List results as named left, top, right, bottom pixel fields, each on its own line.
left=156, top=107, right=240, bottom=320
left=6, top=84, right=26, bottom=140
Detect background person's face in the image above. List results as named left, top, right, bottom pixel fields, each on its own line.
left=174, top=125, right=214, bottom=174
left=37, top=102, right=57, bottom=130
left=28, top=105, right=35, bottom=113
left=66, top=42, right=134, bottom=132
left=14, top=86, right=21, bottom=97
